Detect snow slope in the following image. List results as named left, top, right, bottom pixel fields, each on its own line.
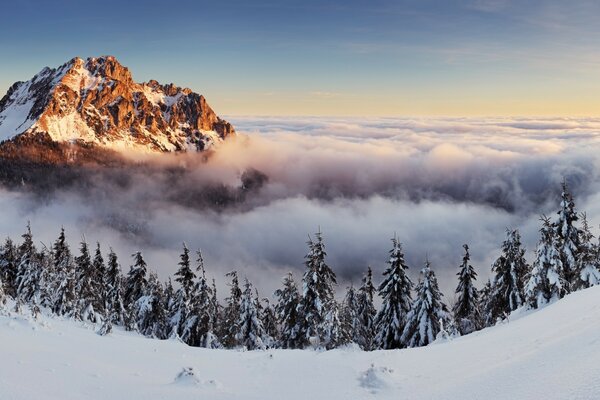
left=1, top=286, right=600, bottom=400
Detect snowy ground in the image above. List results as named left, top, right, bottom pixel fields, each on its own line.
left=1, top=287, right=600, bottom=400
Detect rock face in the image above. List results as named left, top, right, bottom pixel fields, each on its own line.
left=0, top=56, right=235, bottom=152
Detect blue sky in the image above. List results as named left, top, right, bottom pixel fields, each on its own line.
left=1, top=0, right=600, bottom=116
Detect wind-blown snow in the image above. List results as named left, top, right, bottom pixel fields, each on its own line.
left=1, top=286, right=599, bottom=399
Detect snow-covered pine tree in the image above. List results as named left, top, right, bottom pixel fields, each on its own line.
left=49, top=228, right=74, bottom=316
left=124, top=251, right=149, bottom=330
left=105, top=249, right=126, bottom=325
left=486, top=229, right=528, bottom=324
left=75, top=240, right=101, bottom=322
left=221, top=270, right=242, bottom=348
left=452, top=244, right=482, bottom=335
left=210, top=278, right=221, bottom=342
left=355, top=266, right=377, bottom=350
left=92, top=242, right=107, bottom=316
left=401, top=260, right=449, bottom=348
left=0, top=238, right=17, bottom=299
left=296, top=230, right=337, bottom=348
left=274, top=272, right=300, bottom=349
left=323, top=299, right=347, bottom=349
left=169, top=244, right=196, bottom=340
left=15, top=223, right=43, bottom=306
left=340, top=285, right=358, bottom=346
left=554, top=180, right=580, bottom=293
left=525, top=216, right=564, bottom=308
left=0, top=272, right=6, bottom=307
left=260, top=298, right=279, bottom=347
left=136, top=272, right=168, bottom=339
left=181, top=251, right=220, bottom=348
left=577, top=213, right=600, bottom=289
left=374, top=237, right=413, bottom=349
left=237, top=278, right=266, bottom=350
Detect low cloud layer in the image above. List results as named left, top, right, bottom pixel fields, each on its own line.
left=3, top=116, right=600, bottom=298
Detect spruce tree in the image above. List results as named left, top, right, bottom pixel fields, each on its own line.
left=340, top=285, right=358, bottom=346
left=136, top=272, right=168, bottom=339
left=15, top=223, right=43, bottom=306
left=355, top=266, right=377, bottom=350
left=577, top=213, right=600, bottom=289
left=296, top=230, right=336, bottom=348
left=50, top=227, right=76, bottom=316
left=374, top=237, right=413, bottom=349
left=221, top=271, right=242, bottom=348
left=453, top=244, right=482, bottom=334
left=105, top=249, right=126, bottom=325
left=92, top=242, right=107, bottom=316
left=274, top=272, right=300, bottom=348
left=75, top=240, right=100, bottom=322
left=323, top=299, right=347, bottom=349
left=260, top=298, right=279, bottom=347
left=486, top=229, right=528, bottom=324
left=125, top=251, right=149, bottom=330
left=0, top=238, right=17, bottom=298
left=401, top=260, right=449, bottom=348
left=525, top=216, right=564, bottom=308
left=554, top=181, right=580, bottom=292
left=237, top=278, right=266, bottom=350
left=169, top=244, right=196, bottom=339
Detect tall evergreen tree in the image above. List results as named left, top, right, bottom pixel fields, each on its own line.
left=525, top=216, right=564, bottom=308
left=453, top=244, right=482, bottom=334
left=136, top=272, right=168, bottom=339
left=274, top=272, right=301, bottom=348
left=75, top=239, right=100, bottom=322
left=221, top=271, right=243, bottom=348
left=260, top=298, right=279, bottom=347
left=374, top=237, right=413, bottom=349
left=0, top=238, right=17, bottom=298
left=125, top=251, right=149, bottom=330
left=401, top=260, right=449, bottom=348
left=105, top=249, right=126, bottom=325
left=50, top=228, right=76, bottom=316
left=15, top=223, right=43, bottom=306
left=169, top=244, right=196, bottom=338
left=577, top=213, right=600, bottom=289
left=340, top=285, right=358, bottom=346
left=237, top=278, right=266, bottom=350
left=355, top=266, right=377, bottom=350
left=554, top=181, right=580, bottom=292
left=486, top=229, right=528, bottom=324
left=92, top=242, right=107, bottom=316
left=296, top=230, right=336, bottom=348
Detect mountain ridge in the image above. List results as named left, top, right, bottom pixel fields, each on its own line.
left=0, top=56, right=235, bottom=153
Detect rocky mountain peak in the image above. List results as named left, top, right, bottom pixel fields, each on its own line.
left=0, top=55, right=235, bottom=153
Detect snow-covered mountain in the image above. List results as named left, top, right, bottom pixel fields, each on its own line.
left=0, top=56, right=235, bottom=153
left=1, top=286, right=599, bottom=399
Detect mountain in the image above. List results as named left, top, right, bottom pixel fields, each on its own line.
left=0, top=56, right=235, bottom=153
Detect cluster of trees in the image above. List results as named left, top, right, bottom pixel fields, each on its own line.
left=0, top=182, right=599, bottom=351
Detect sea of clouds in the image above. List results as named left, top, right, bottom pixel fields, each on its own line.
left=3, top=116, right=600, bottom=298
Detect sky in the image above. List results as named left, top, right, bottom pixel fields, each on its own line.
left=1, top=0, right=600, bottom=116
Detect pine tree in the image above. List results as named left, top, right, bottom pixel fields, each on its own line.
left=486, top=229, right=528, bottom=324
left=554, top=181, right=580, bottom=293
left=221, top=271, right=242, bottom=348
left=577, top=213, right=600, bottom=289
left=340, top=285, right=358, bottom=346
left=0, top=238, right=18, bottom=298
left=296, top=230, right=336, bottom=348
left=374, top=237, right=413, bottom=349
left=92, top=242, right=107, bottom=316
left=260, top=298, right=279, bottom=348
left=136, top=272, right=168, bottom=339
left=237, top=278, right=266, bottom=350
left=355, top=267, right=377, bottom=350
left=125, top=251, right=149, bottom=330
left=75, top=239, right=100, bottom=322
left=401, top=260, right=449, bottom=348
left=453, top=244, right=482, bottom=334
left=274, top=272, right=301, bottom=349
left=525, top=216, right=564, bottom=308
left=105, top=249, right=126, bottom=325
left=169, top=244, right=196, bottom=339
left=181, top=251, right=219, bottom=348
left=323, top=300, right=347, bottom=349
left=50, top=227, right=76, bottom=316
left=15, top=223, right=43, bottom=306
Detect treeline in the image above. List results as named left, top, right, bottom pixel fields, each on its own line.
left=0, top=182, right=599, bottom=350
